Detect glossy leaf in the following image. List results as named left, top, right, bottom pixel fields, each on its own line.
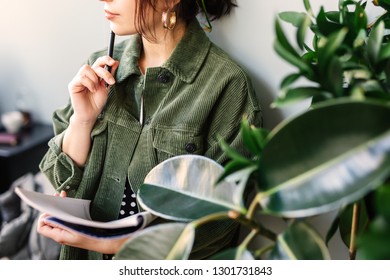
left=258, top=100, right=390, bottom=218
left=269, top=221, right=330, bottom=260
left=338, top=201, right=368, bottom=248
left=220, top=139, right=253, bottom=164
left=368, top=21, right=384, bottom=66
left=378, top=42, right=390, bottom=62
left=137, top=155, right=244, bottom=222
left=280, top=73, right=301, bottom=89
left=374, top=184, right=390, bottom=222
left=273, top=40, right=312, bottom=75
left=275, top=17, right=301, bottom=59
left=303, top=0, right=313, bottom=16
left=374, top=0, right=390, bottom=11
left=317, top=28, right=348, bottom=77
left=279, top=11, right=306, bottom=27
left=325, top=214, right=340, bottom=245
left=316, top=7, right=342, bottom=36
left=358, top=217, right=390, bottom=259
left=297, top=14, right=312, bottom=50
left=240, top=118, right=268, bottom=156
left=326, top=56, right=343, bottom=97
left=218, top=160, right=255, bottom=183
left=271, top=86, right=324, bottom=108
left=115, top=223, right=192, bottom=260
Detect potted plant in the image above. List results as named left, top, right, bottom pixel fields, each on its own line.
left=115, top=0, right=390, bottom=260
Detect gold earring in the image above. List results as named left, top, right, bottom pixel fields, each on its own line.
left=162, top=10, right=176, bottom=30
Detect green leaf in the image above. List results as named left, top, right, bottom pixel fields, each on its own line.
left=303, top=0, right=313, bottom=16
left=273, top=40, right=312, bottom=75
left=316, top=7, right=342, bottom=37
left=297, top=14, right=312, bottom=50
left=368, top=21, right=384, bottom=66
left=137, top=155, right=245, bottom=221
left=326, top=56, right=344, bottom=96
left=275, top=18, right=301, bottom=59
left=325, top=11, right=340, bottom=23
left=339, top=1, right=367, bottom=46
left=115, top=223, right=193, bottom=260
left=325, top=214, right=340, bottom=245
left=358, top=216, right=390, bottom=259
left=280, top=73, right=301, bottom=90
left=279, top=11, right=306, bottom=27
left=375, top=183, right=390, bottom=222
left=219, top=160, right=254, bottom=183
left=258, top=100, right=390, bottom=218
left=269, top=221, right=330, bottom=260
left=222, top=165, right=258, bottom=199
left=375, top=0, right=390, bottom=11
left=208, top=248, right=255, bottom=260
left=355, top=80, right=389, bottom=100
left=317, top=28, right=348, bottom=77
left=240, top=118, right=268, bottom=155
left=378, top=41, right=390, bottom=62
left=220, top=139, right=253, bottom=164
left=338, top=201, right=369, bottom=248
left=272, top=86, right=324, bottom=108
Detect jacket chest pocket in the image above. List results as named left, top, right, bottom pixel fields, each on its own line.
left=152, top=128, right=204, bottom=163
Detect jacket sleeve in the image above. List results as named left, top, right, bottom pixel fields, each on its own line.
left=39, top=102, right=83, bottom=195
left=38, top=51, right=105, bottom=195
left=205, top=72, right=263, bottom=164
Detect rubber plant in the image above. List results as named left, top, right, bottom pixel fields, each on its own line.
left=115, top=0, right=390, bottom=260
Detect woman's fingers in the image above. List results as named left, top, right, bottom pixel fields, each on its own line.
left=37, top=218, right=76, bottom=246
left=69, top=65, right=100, bottom=94
left=53, top=190, right=67, bottom=197
left=92, top=56, right=119, bottom=86
left=69, top=56, right=118, bottom=94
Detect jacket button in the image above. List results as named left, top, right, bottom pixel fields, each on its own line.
left=157, top=72, right=170, bottom=83
left=185, top=143, right=197, bottom=153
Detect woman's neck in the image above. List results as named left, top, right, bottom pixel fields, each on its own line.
left=138, top=21, right=186, bottom=74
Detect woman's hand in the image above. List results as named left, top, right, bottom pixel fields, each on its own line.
left=37, top=214, right=128, bottom=254
left=68, top=56, right=119, bottom=125
left=36, top=190, right=128, bottom=255
left=62, top=56, right=119, bottom=166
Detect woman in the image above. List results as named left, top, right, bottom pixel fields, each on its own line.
left=38, top=0, right=262, bottom=260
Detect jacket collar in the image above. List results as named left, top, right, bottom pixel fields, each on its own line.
left=115, top=18, right=211, bottom=84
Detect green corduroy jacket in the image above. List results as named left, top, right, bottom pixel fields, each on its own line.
left=39, top=18, right=262, bottom=260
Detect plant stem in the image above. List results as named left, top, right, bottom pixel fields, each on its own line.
left=349, top=202, right=360, bottom=260
left=191, top=212, right=230, bottom=228
left=236, top=229, right=259, bottom=257
left=253, top=244, right=274, bottom=259
left=246, top=192, right=263, bottom=220
left=241, top=228, right=259, bottom=247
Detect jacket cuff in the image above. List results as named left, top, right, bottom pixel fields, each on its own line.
left=40, top=132, right=83, bottom=193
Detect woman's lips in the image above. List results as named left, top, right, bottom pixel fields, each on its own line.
left=104, top=10, right=119, bottom=20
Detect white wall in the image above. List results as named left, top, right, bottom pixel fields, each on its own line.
left=0, top=0, right=108, bottom=123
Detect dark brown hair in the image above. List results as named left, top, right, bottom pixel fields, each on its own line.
left=135, top=0, right=237, bottom=38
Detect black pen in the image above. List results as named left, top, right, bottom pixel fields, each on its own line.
left=105, top=30, right=116, bottom=88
